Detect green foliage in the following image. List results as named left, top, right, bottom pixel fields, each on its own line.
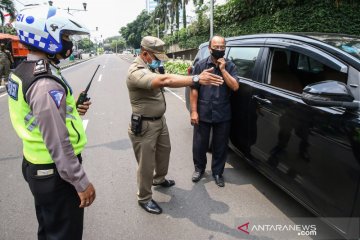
left=120, top=0, right=360, bottom=52
left=77, top=38, right=94, bottom=52
left=0, top=0, right=16, bottom=26
left=215, top=0, right=360, bottom=37
left=163, top=60, right=191, bottom=75
left=0, top=26, right=16, bottom=35
left=120, top=10, right=151, bottom=48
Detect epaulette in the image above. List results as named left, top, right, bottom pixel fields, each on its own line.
left=33, top=59, right=48, bottom=76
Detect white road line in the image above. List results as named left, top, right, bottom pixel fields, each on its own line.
left=0, top=93, right=7, bottom=98
left=164, top=87, right=185, bottom=103
left=98, top=74, right=102, bottom=82
left=82, top=119, right=89, bottom=130
left=102, top=65, right=106, bottom=69
left=62, top=58, right=96, bottom=71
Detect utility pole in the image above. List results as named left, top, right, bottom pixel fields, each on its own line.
left=210, top=0, right=214, bottom=38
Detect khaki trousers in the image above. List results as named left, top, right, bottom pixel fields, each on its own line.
left=128, top=116, right=171, bottom=203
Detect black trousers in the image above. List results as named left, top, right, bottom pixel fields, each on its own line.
left=22, top=158, right=84, bottom=240
left=192, top=120, right=231, bottom=176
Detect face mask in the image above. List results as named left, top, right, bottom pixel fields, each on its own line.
left=211, top=48, right=225, bottom=59
left=59, top=39, right=74, bottom=59
left=148, top=59, right=161, bottom=70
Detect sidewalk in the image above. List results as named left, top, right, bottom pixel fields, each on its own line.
left=0, top=56, right=93, bottom=94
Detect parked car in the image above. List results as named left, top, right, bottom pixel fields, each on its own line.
left=185, top=33, right=360, bottom=239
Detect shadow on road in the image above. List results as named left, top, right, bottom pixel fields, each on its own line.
left=155, top=181, right=273, bottom=240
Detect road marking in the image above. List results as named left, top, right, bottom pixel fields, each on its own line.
left=62, top=58, right=96, bottom=71
left=0, top=93, right=7, bottom=98
left=164, top=87, right=185, bottom=103
left=98, top=74, right=102, bottom=82
left=103, top=65, right=106, bottom=69
left=82, top=119, right=89, bottom=130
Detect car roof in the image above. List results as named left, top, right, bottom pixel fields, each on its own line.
left=197, top=33, right=360, bottom=69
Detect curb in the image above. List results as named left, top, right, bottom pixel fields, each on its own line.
left=59, top=57, right=94, bottom=70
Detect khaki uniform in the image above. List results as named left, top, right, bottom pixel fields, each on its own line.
left=127, top=56, right=171, bottom=203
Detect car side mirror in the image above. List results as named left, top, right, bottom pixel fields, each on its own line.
left=302, top=80, right=359, bottom=109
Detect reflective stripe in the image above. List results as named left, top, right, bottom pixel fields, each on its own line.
left=27, top=119, right=38, bottom=132
left=24, top=112, right=33, bottom=125
left=66, top=113, right=76, bottom=120
left=66, top=105, right=73, bottom=113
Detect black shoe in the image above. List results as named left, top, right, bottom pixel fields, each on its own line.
left=192, top=171, right=204, bottom=182
left=138, top=199, right=162, bottom=214
left=214, top=175, right=225, bottom=187
left=152, top=179, right=175, bottom=188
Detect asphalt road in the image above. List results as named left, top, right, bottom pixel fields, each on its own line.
left=0, top=54, right=343, bottom=240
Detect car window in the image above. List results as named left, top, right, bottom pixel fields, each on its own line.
left=193, top=45, right=210, bottom=66
left=269, top=48, right=348, bottom=94
left=227, top=47, right=260, bottom=79
left=297, top=54, right=324, bottom=73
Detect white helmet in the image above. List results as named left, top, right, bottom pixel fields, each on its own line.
left=14, top=5, right=89, bottom=54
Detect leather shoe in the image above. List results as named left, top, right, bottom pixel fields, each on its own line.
left=152, top=179, right=175, bottom=188
left=138, top=199, right=162, bottom=214
left=214, top=175, right=225, bottom=187
left=192, top=171, right=204, bottom=182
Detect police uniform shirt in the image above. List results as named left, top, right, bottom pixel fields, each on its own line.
left=126, top=56, right=166, bottom=117
left=25, top=53, right=90, bottom=192
left=192, top=56, right=238, bottom=123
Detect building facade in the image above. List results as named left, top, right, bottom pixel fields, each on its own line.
left=146, top=0, right=158, bottom=13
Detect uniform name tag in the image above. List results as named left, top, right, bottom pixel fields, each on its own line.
left=7, top=79, right=19, bottom=100
left=36, top=169, right=54, bottom=176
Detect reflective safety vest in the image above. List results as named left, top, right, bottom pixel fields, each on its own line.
left=7, top=60, right=87, bottom=164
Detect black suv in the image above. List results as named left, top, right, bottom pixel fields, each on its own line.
left=186, top=33, right=360, bottom=239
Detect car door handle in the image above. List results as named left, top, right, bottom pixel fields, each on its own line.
left=252, top=95, right=272, bottom=105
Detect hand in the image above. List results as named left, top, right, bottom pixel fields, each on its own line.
left=77, top=101, right=92, bottom=116
left=217, top=58, right=226, bottom=71
left=198, top=67, right=223, bottom=86
left=78, top=183, right=96, bottom=208
left=190, top=111, right=199, bottom=125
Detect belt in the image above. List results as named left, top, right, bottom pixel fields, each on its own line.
left=23, top=154, right=83, bottom=166
left=142, top=116, right=162, bottom=121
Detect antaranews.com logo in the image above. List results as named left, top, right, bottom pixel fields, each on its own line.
left=235, top=217, right=360, bottom=239
left=237, top=221, right=316, bottom=237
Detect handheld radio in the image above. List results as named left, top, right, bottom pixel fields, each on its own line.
left=76, top=64, right=100, bottom=107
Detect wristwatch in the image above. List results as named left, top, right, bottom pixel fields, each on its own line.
left=192, top=75, right=200, bottom=86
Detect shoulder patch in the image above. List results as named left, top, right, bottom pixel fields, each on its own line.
left=49, top=90, right=65, bottom=109
left=7, top=79, right=19, bottom=100
left=131, top=69, right=146, bottom=80
left=33, top=59, right=48, bottom=76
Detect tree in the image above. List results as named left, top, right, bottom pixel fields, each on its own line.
left=0, top=0, right=16, bottom=26
left=119, top=10, right=151, bottom=48
left=182, top=0, right=189, bottom=28
left=77, top=38, right=94, bottom=52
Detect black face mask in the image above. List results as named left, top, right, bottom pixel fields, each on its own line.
left=59, top=39, right=74, bottom=59
left=211, top=48, right=225, bottom=59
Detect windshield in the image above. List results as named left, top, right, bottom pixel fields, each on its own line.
left=308, top=34, right=360, bottom=61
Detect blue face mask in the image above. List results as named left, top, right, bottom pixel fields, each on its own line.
left=148, top=59, right=161, bottom=70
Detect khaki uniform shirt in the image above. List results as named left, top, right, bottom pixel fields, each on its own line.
left=126, top=56, right=166, bottom=117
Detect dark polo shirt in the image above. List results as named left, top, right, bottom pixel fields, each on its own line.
left=192, top=56, right=238, bottom=123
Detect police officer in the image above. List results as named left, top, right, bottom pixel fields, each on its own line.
left=127, top=36, right=224, bottom=214
left=190, top=35, right=239, bottom=187
left=8, top=6, right=95, bottom=239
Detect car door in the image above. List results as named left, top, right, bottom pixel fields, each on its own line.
left=226, top=40, right=266, bottom=157
left=249, top=38, right=360, bottom=232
